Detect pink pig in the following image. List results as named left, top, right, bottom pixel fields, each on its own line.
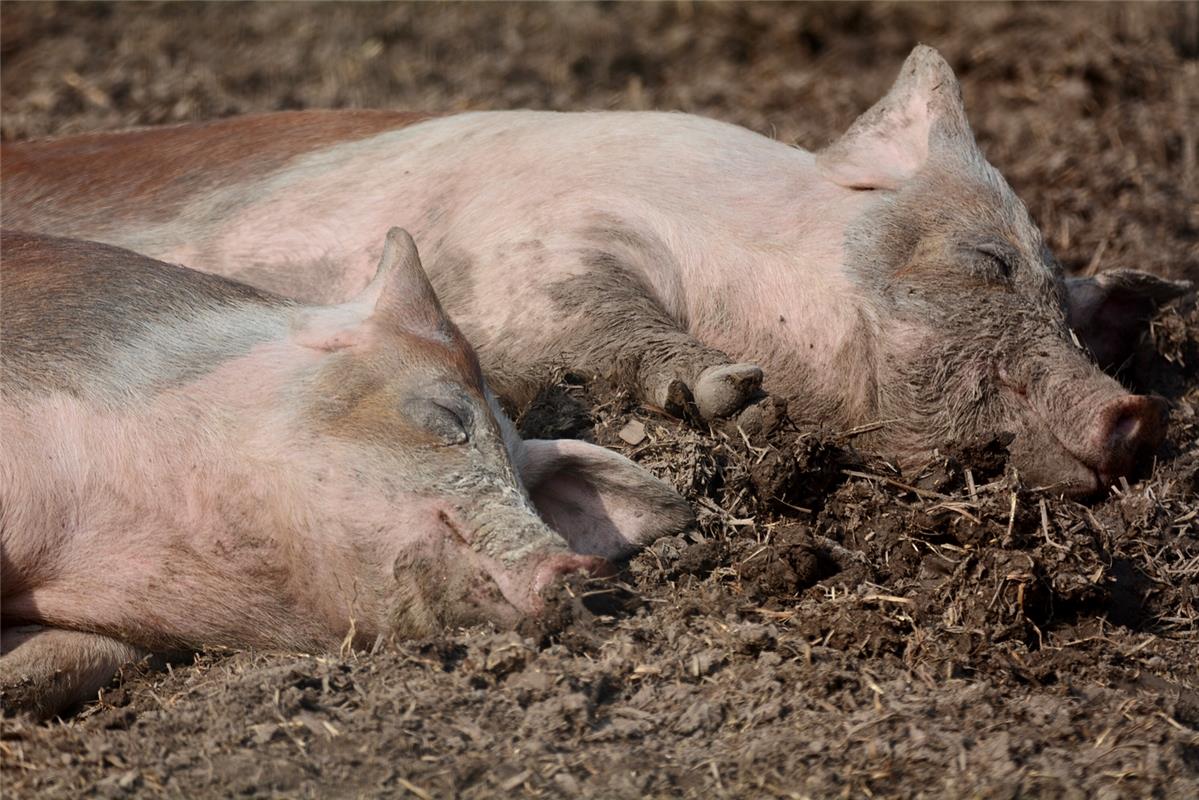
left=0, top=229, right=692, bottom=716
left=1, top=46, right=1189, bottom=495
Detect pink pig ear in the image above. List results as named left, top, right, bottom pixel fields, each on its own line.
left=817, top=45, right=974, bottom=191
left=358, top=227, right=454, bottom=340
left=515, top=438, right=696, bottom=561
left=294, top=228, right=453, bottom=351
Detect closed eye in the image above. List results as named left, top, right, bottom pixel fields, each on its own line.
left=404, top=397, right=472, bottom=445
left=430, top=402, right=470, bottom=444
left=975, top=242, right=1015, bottom=281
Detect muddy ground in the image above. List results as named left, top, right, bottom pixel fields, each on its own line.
left=2, top=2, right=1198, bottom=798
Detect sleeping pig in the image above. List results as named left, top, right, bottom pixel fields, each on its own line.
left=0, top=228, right=692, bottom=716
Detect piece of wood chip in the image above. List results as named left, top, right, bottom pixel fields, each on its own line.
left=619, top=420, right=647, bottom=445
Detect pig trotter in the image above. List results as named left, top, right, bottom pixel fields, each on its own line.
left=694, top=363, right=765, bottom=419
left=649, top=361, right=764, bottom=421
left=0, top=626, right=147, bottom=718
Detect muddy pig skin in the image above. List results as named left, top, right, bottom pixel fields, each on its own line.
left=1, top=46, right=1190, bottom=496
left=0, top=229, right=694, bottom=717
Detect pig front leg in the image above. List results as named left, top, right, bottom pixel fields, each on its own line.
left=0, top=626, right=149, bottom=718
left=543, top=265, right=764, bottom=420
left=641, top=351, right=764, bottom=421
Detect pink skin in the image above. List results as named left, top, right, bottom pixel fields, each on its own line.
left=0, top=47, right=1187, bottom=494
left=0, top=230, right=693, bottom=716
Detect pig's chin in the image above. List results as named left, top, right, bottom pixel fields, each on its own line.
left=388, top=543, right=530, bottom=637
left=999, top=392, right=1106, bottom=497
left=387, top=564, right=526, bottom=638
left=1007, top=435, right=1101, bottom=497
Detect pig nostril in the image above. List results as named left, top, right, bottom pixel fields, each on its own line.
left=1095, top=395, right=1169, bottom=483
left=1108, top=410, right=1140, bottom=447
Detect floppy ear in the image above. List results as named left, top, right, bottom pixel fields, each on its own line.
left=293, top=227, right=453, bottom=351
left=817, top=45, right=974, bottom=191
left=1066, top=269, right=1193, bottom=371
left=516, top=439, right=696, bottom=561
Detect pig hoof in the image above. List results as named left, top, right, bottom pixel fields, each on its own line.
left=695, top=363, right=764, bottom=420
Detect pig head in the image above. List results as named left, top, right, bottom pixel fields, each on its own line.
left=297, top=229, right=691, bottom=635
left=812, top=46, right=1190, bottom=494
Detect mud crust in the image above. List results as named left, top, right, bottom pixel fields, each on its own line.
left=2, top=3, right=1197, bottom=798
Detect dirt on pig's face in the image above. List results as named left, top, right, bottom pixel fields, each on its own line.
left=300, top=325, right=577, bottom=632
left=846, top=158, right=1166, bottom=495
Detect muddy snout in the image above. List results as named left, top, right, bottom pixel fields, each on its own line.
left=425, top=505, right=612, bottom=623
left=527, top=552, right=611, bottom=613
left=1091, top=394, right=1169, bottom=487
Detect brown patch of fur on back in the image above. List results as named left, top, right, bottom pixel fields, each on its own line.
left=0, top=110, right=440, bottom=229
left=0, top=230, right=288, bottom=396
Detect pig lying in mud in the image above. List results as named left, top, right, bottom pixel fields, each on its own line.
left=2, top=46, right=1190, bottom=496
left=0, top=229, right=693, bottom=717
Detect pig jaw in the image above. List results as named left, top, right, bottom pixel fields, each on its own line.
left=383, top=498, right=606, bottom=638
left=863, top=306, right=1167, bottom=497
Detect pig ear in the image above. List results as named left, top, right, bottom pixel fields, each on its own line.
left=1066, top=269, right=1193, bottom=370
left=359, top=227, right=454, bottom=339
left=817, top=45, right=973, bottom=190
left=516, top=439, right=696, bottom=561
left=293, top=228, right=452, bottom=351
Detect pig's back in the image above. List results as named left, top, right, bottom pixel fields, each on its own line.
left=1, top=231, right=290, bottom=400
left=0, top=110, right=438, bottom=235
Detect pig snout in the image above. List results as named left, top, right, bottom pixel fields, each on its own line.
left=427, top=506, right=611, bottom=623
left=1090, top=394, right=1168, bottom=488
left=526, top=552, right=611, bottom=613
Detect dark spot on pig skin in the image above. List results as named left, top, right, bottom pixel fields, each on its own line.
left=547, top=249, right=738, bottom=410
left=428, top=250, right=477, bottom=319
left=0, top=231, right=291, bottom=399
left=581, top=217, right=688, bottom=322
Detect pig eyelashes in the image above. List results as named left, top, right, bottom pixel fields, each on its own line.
left=971, top=242, right=1016, bottom=282
left=403, top=396, right=473, bottom=445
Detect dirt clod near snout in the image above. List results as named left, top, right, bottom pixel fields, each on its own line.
left=2, top=3, right=1198, bottom=798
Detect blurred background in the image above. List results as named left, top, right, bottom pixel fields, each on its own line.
left=2, top=1, right=1196, bottom=283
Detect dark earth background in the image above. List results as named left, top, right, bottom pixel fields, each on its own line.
left=2, top=2, right=1198, bottom=798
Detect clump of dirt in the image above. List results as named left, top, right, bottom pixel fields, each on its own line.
left=2, top=3, right=1197, bottom=798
